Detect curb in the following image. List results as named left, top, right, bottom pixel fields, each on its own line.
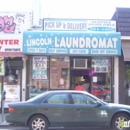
left=0, top=125, right=10, bottom=127
left=0, top=121, right=9, bottom=127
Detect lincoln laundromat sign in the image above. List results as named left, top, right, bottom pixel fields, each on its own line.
left=0, top=35, right=23, bottom=57
left=43, top=19, right=116, bottom=32
left=23, top=31, right=121, bottom=56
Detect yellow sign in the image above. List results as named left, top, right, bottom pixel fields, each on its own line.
left=0, top=60, right=5, bottom=76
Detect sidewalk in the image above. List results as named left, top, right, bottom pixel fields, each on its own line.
left=0, top=113, right=9, bottom=126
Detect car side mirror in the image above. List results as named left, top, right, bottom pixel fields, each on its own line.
left=96, top=101, right=102, bottom=107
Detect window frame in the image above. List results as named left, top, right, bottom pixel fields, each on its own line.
left=70, top=92, right=97, bottom=105
left=43, top=92, right=70, bottom=104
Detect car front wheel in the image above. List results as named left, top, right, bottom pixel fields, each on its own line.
left=111, top=113, right=130, bottom=130
left=29, top=115, right=49, bottom=130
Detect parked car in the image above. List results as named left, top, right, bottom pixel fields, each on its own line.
left=6, top=90, right=130, bottom=130
left=92, top=86, right=111, bottom=100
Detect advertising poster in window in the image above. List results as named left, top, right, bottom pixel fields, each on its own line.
left=0, top=60, right=6, bottom=76
left=0, top=83, right=1, bottom=108
left=0, top=69, right=21, bottom=108
left=93, top=58, right=109, bottom=73
left=0, top=83, right=1, bottom=94
left=3, top=85, right=20, bottom=108
left=32, top=56, right=47, bottom=79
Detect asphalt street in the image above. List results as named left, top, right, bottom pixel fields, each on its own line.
left=0, top=128, right=111, bottom=130
left=0, top=126, right=111, bottom=130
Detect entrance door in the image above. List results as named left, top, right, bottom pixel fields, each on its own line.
left=2, top=69, right=21, bottom=108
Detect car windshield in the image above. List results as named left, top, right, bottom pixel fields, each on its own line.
left=26, top=91, right=51, bottom=102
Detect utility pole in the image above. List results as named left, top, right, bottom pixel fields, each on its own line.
left=0, top=59, right=6, bottom=122
left=1, top=78, right=6, bottom=122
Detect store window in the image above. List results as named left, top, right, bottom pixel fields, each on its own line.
left=29, top=56, right=49, bottom=98
left=50, top=56, right=70, bottom=89
left=0, top=69, right=21, bottom=108
left=91, top=57, right=111, bottom=101
left=4, top=69, right=20, bottom=85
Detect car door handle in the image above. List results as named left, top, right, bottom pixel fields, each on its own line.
left=74, top=108, right=80, bottom=111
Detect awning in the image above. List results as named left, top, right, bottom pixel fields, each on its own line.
left=122, top=41, right=130, bottom=61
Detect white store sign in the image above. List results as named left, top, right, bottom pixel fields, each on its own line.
left=43, top=19, right=116, bottom=32
left=0, top=35, right=23, bottom=57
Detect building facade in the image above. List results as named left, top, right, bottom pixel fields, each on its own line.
left=23, top=28, right=121, bottom=103
left=112, top=8, right=130, bottom=104
left=0, top=12, right=32, bottom=111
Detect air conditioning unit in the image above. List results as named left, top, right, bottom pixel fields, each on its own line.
left=73, top=59, right=88, bottom=69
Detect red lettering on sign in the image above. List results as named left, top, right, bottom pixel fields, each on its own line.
left=0, top=40, right=3, bottom=45
left=14, top=40, right=19, bottom=45
left=0, top=39, right=19, bottom=45
left=4, top=40, right=8, bottom=45
left=9, top=40, right=13, bottom=45
left=0, top=52, right=23, bottom=57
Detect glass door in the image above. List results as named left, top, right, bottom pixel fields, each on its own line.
left=91, top=57, right=112, bottom=101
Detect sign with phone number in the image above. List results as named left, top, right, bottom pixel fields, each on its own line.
left=95, top=66, right=108, bottom=73
left=94, top=58, right=109, bottom=73
left=32, top=56, right=47, bottom=79
left=43, top=19, right=116, bottom=32
left=32, top=74, right=47, bottom=79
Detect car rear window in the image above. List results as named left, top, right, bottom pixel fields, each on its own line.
left=27, top=91, right=51, bottom=102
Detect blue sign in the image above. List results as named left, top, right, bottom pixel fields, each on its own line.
left=23, top=31, right=121, bottom=56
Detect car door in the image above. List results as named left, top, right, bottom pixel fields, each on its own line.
left=40, top=92, right=73, bottom=125
left=71, top=92, right=109, bottom=126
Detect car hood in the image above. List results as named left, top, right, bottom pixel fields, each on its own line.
left=108, top=103, right=130, bottom=109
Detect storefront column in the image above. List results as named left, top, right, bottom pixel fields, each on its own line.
left=22, top=55, right=28, bottom=101
left=114, top=57, right=119, bottom=103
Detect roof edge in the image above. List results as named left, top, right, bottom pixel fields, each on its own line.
left=121, top=36, right=130, bottom=40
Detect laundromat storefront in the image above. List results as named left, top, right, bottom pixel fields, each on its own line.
left=23, top=31, right=121, bottom=101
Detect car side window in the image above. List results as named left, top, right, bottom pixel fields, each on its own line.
left=71, top=93, right=97, bottom=105
left=44, top=93, right=69, bottom=104
left=87, top=96, right=97, bottom=104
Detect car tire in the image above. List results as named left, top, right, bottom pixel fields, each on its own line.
left=111, top=113, right=130, bottom=130
left=29, top=115, right=49, bottom=130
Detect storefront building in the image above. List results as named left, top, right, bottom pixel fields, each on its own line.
left=23, top=20, right=121, bottom=103
left=0, top=12, right=32, bottom=111
left=112, top=7, right=130, bottom=104
left=0, top=35, right=23, bottom=112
